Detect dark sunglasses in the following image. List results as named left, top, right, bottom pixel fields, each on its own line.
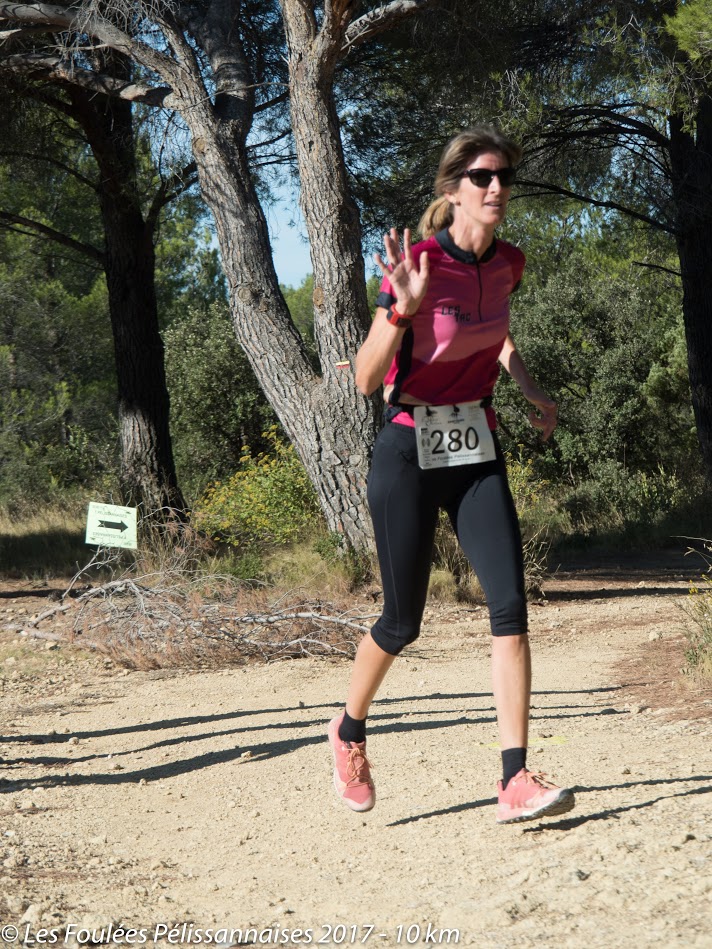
left=461, top=167, right=517, bottom=188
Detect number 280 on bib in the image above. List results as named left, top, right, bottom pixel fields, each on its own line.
left=413, top=402, right=496, bottom=470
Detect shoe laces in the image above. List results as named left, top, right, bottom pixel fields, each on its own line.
left=345, top=745, right=373, bottom=788
left=520, top=770, right=558, bottom=789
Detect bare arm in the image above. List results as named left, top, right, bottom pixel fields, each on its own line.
left=355, top=227, right=430, bottom=397
left=499, top=334, right=558, bottom=440
left=355, top=307, right=410, bottom=396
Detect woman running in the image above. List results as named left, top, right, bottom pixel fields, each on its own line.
left=328, top=126, right=575, bottom=824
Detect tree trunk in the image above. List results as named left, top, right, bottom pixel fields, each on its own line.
left=669, top=99, right=712, bottom=485
left=186, top=101, right=376, bottom=549
left=277, top=0, right=383, bottom=546
left=70, top=87, right=186, bottom=515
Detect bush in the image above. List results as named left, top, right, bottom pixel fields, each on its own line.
left=681, top=542, right=712, bottom=680
left=497, top=251, right=695, bottom=485
left=561, top=461, right=685, bottom=539
left=192, top=428, right=322, bottom=550
left=164, top=303, right=277, bottom=498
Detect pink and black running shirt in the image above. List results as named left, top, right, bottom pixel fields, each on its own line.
left=376, top=228, right=525, bottom=429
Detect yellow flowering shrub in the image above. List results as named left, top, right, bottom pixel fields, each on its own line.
left=192, top=428, right=321, bottom=548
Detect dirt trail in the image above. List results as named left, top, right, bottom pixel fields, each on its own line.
left=0, top=551, right=711, bottom=949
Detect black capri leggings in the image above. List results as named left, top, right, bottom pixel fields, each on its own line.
left=367, top=420, right=528, bottom=655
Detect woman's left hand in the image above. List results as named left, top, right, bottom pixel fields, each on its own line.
left=523, top=387, right=558, bottom=441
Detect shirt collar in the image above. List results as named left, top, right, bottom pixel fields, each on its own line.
left=435, top=228, right=497, bottom=264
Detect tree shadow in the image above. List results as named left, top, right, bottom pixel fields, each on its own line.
left=544, top=585, right=691, bottom=602
left=0, top=685, right=626, bottom=747
left=0, top=685, right=633, bottom=793
left=387, top=775, right=712, bottom=828
left=522, top=776, right=712, bottom=831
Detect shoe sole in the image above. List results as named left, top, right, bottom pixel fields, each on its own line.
left=497, top=788, right=576, bottom=824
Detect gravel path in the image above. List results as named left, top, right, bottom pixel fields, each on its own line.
left=1, top=558, right=710, bottom=948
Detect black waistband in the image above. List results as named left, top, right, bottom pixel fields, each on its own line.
left=385, top=397, right=492, bottom=423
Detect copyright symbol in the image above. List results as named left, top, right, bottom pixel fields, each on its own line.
left=1, top=926, right=19, bottom=942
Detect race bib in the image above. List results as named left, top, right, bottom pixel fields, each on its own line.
left=414, top=402, right=496, bottom=470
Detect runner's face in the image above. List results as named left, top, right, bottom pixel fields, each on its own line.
left=449, top=150, right=512, bottom=230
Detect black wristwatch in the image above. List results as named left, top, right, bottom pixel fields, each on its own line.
left=387, top=305, right=414, bottom=328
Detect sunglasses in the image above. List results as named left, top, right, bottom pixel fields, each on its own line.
left=461, top=167, right=517, bottom=188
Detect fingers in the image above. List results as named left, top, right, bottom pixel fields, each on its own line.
left=373, top=252, right=389, bottom=276
left=377, top=227, right=410, bottom=269
left=402, top=227, right=412, bottom=263
left=528, top=408, right=557, bottom=441
left=419, top=246, right=429, bottom=279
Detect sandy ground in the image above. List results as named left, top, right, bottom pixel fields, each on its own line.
left=0, top=551, right=711, bottom=949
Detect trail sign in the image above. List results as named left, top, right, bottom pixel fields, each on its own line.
left=86, top=502, right=138, bottom=550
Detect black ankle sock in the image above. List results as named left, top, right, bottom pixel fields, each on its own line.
left=339, top=710, right=367, bottom=744
left=501, top=747, right=527, bottom=789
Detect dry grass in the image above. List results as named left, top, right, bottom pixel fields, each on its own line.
left=0, top=505, right=88, bottom=579
left=679, top=540, right=712, bottom=683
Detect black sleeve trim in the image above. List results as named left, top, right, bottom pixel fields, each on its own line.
left=375, top=290, right=396, bottom=309
left=389, top=326, right=414, bottom=405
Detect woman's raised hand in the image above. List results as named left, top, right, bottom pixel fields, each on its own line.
left=373, top=227, right=429, bottom=316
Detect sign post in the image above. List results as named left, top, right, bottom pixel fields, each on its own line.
left=85, top=502, right=138, bottom=550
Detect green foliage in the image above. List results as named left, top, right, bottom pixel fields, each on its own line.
left=0, top=229, right=117, bottom=510
left=561, top=461, right=686, bottom=539
left=497, top=247, right=695, bottom=482
left=193, top=428, right=322, bottom=550
left=665, top=0, right=712, bottom=66
left=164, top=302, right=276, bottom=498
left=154, top=194, right=227, bottom=325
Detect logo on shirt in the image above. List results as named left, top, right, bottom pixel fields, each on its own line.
left=441, top=304, right=472, bottom=323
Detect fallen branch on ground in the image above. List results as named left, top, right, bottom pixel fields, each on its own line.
left=7, top=549, right=375, bottom=669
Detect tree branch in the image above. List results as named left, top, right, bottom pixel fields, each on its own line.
left=342, top=0, right=437, bottom=52
left=0, top=51, right=178, bottom=105
left=632, top=260, right=682, bottom=278
left=145, top=160, right=198, bottom=230
left=539, top=104, right=670, bottom=149
left=254, top=89, right=289, bottom=113
left=0, top=148, right=97, bottom=189
left=515, top=180, right=677, bottom=235
left=0, top=2, right=180, bottom=84
left=0, top=24, right=50, bottom=39
left=0, top=210, right=104, bottom=261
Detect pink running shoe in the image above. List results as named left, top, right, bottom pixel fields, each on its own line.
left=328, top=714, right=375, bottom=812
left=496, top=768, right=575, bottom=824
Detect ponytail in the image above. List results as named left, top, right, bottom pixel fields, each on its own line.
left=418, top=196, right=454, bottom=239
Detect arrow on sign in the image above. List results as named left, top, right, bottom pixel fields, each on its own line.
left=98, top=519, right=128, bottom=532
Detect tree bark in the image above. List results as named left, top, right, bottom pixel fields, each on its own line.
left=69, top=85, right=186, bottom=515
left=185, top=100, right=377, bottom=549
left=276, top=0, right=381, bottom=549
left=669, top=99, right=712, bottom=485
left=168, top=5, right=378, bottom=550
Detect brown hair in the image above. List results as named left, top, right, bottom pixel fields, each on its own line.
left=418, top=126, right=522, bottom=238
